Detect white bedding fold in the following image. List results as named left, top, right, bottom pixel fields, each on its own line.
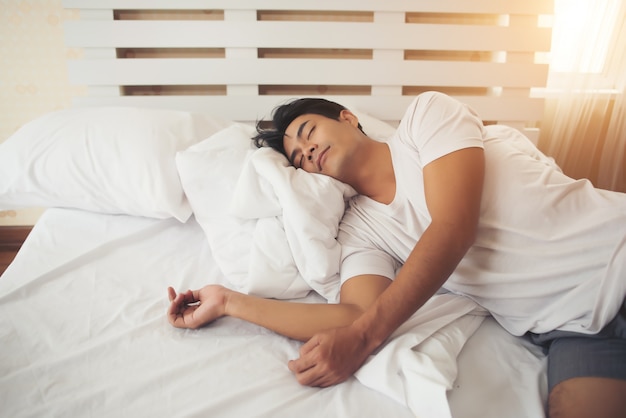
left=231, top=147, right=356, bottom=302
left=356, top=293, right=485, bottom=417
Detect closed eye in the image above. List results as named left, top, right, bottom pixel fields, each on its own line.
left=289, top=124, right=315, bottom=169
left=290, top=150, right=304, bottom=169
left=299, top=126, right=315, bottom=168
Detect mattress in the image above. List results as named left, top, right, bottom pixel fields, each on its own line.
left=0, top=208, right=547, bottom=417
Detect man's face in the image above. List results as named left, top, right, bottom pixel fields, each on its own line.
left=282, top=110, right=360, bottom=181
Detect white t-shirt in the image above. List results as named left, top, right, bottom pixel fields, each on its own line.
left=339, top=91, right=626, bottom=336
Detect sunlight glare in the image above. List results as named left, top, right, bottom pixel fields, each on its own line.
left=550, top=0, right=620, bottom=73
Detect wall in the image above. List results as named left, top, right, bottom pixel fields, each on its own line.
left=0, top=0, right=86, bottom=225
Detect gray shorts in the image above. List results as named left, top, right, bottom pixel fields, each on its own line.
left=529, top=299, right=626, bottom=392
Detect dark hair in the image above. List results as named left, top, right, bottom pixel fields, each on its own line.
left=252, top=98, right=362, bottom=156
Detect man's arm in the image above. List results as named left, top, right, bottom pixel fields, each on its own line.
left=288, top=146, right=485, bottom=387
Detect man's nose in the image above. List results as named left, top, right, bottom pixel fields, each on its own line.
left=303, top=144, right=317, bottom=160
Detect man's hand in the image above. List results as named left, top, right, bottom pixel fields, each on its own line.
left=167, top=285, right=227, bottom=329
left=288, top=325, right=372, bottom=387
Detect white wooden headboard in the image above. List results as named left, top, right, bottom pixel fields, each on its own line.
left=62, top=0, right=552, bottom=141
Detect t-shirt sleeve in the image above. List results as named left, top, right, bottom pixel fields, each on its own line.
left=337, top=212, right=400, bottom=284
left=339, top=243, right=398, bottom=284
left=396, top=91, right=485, bottom=166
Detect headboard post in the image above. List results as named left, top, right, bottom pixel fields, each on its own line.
left=224, top=9, right=258, bottom=99
left=371, top=12, right=404, bottom=100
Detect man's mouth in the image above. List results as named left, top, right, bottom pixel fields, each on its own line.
left=317, top=147, right=330, bottom=171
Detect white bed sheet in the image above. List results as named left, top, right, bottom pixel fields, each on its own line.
left=0, top=208, right=547, bottom=417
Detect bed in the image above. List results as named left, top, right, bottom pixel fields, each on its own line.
left=1, top=1, right=553, bottom=417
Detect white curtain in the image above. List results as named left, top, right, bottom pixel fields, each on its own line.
left=538, top=0, right=626, bottom=192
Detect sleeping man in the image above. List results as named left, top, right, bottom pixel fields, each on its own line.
left=167, top=92, right=626, bottom=418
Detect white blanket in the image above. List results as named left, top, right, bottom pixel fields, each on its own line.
left=356, top=294, right=485, bottom=418
left=231, top=147, right=356, bottom=302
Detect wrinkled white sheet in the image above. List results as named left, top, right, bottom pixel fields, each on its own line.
left=357, top=294, right=485, bottom=418
left=0, top=208, right=547, bottom=417
left=0, top=209, right=414, bottom=418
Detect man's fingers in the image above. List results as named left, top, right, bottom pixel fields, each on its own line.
left=167, top=302, right=179, bottom=326
left=289, top=360, right=343, bottom=387
left=179, top=289, right=193, bottom=304
left=288, top=355, right=314, bottom=374
left=168, top=303, right=200, bottom=328
left=166, top=287, right=204, bottom=329
left=288, top=353, right=326, bottom=387
left=167, top=291, right=187, bottom=324
left=287, top=330, right=360, bottom=387
left=288, top=337, right=321, bottom=373
left=288, top=338, right=337, bottom=387
left=167, top=295, right=184, bottom=322
left=299, top=335, right=320, bottom=356
left=293, top=365, right=323, bottom=386
left=190, top=289, right=202, bottom=302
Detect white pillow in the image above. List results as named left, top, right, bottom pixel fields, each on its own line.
left=352, top=110, right=398, bottom=141
left=175, top=124, right=260, bottom=287
left=176, top=124, right=313, bottom=300
left=176, top=114, right=396, bottom=301
left=0, top=107, right=232, bottom=221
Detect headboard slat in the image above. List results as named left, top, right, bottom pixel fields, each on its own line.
left=63, top=0, right=553, bottom=15
left=68, top=59, right=548, bottom=89
left=71, top=96, right=546, bottom=124
left=64, top=21, right=552, bottom=52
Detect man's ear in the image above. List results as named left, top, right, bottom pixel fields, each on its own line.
left=339, top=109, right=359, bottom=127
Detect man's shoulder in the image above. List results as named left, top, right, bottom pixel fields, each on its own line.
left=409, top=91, right=459, bottom=110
